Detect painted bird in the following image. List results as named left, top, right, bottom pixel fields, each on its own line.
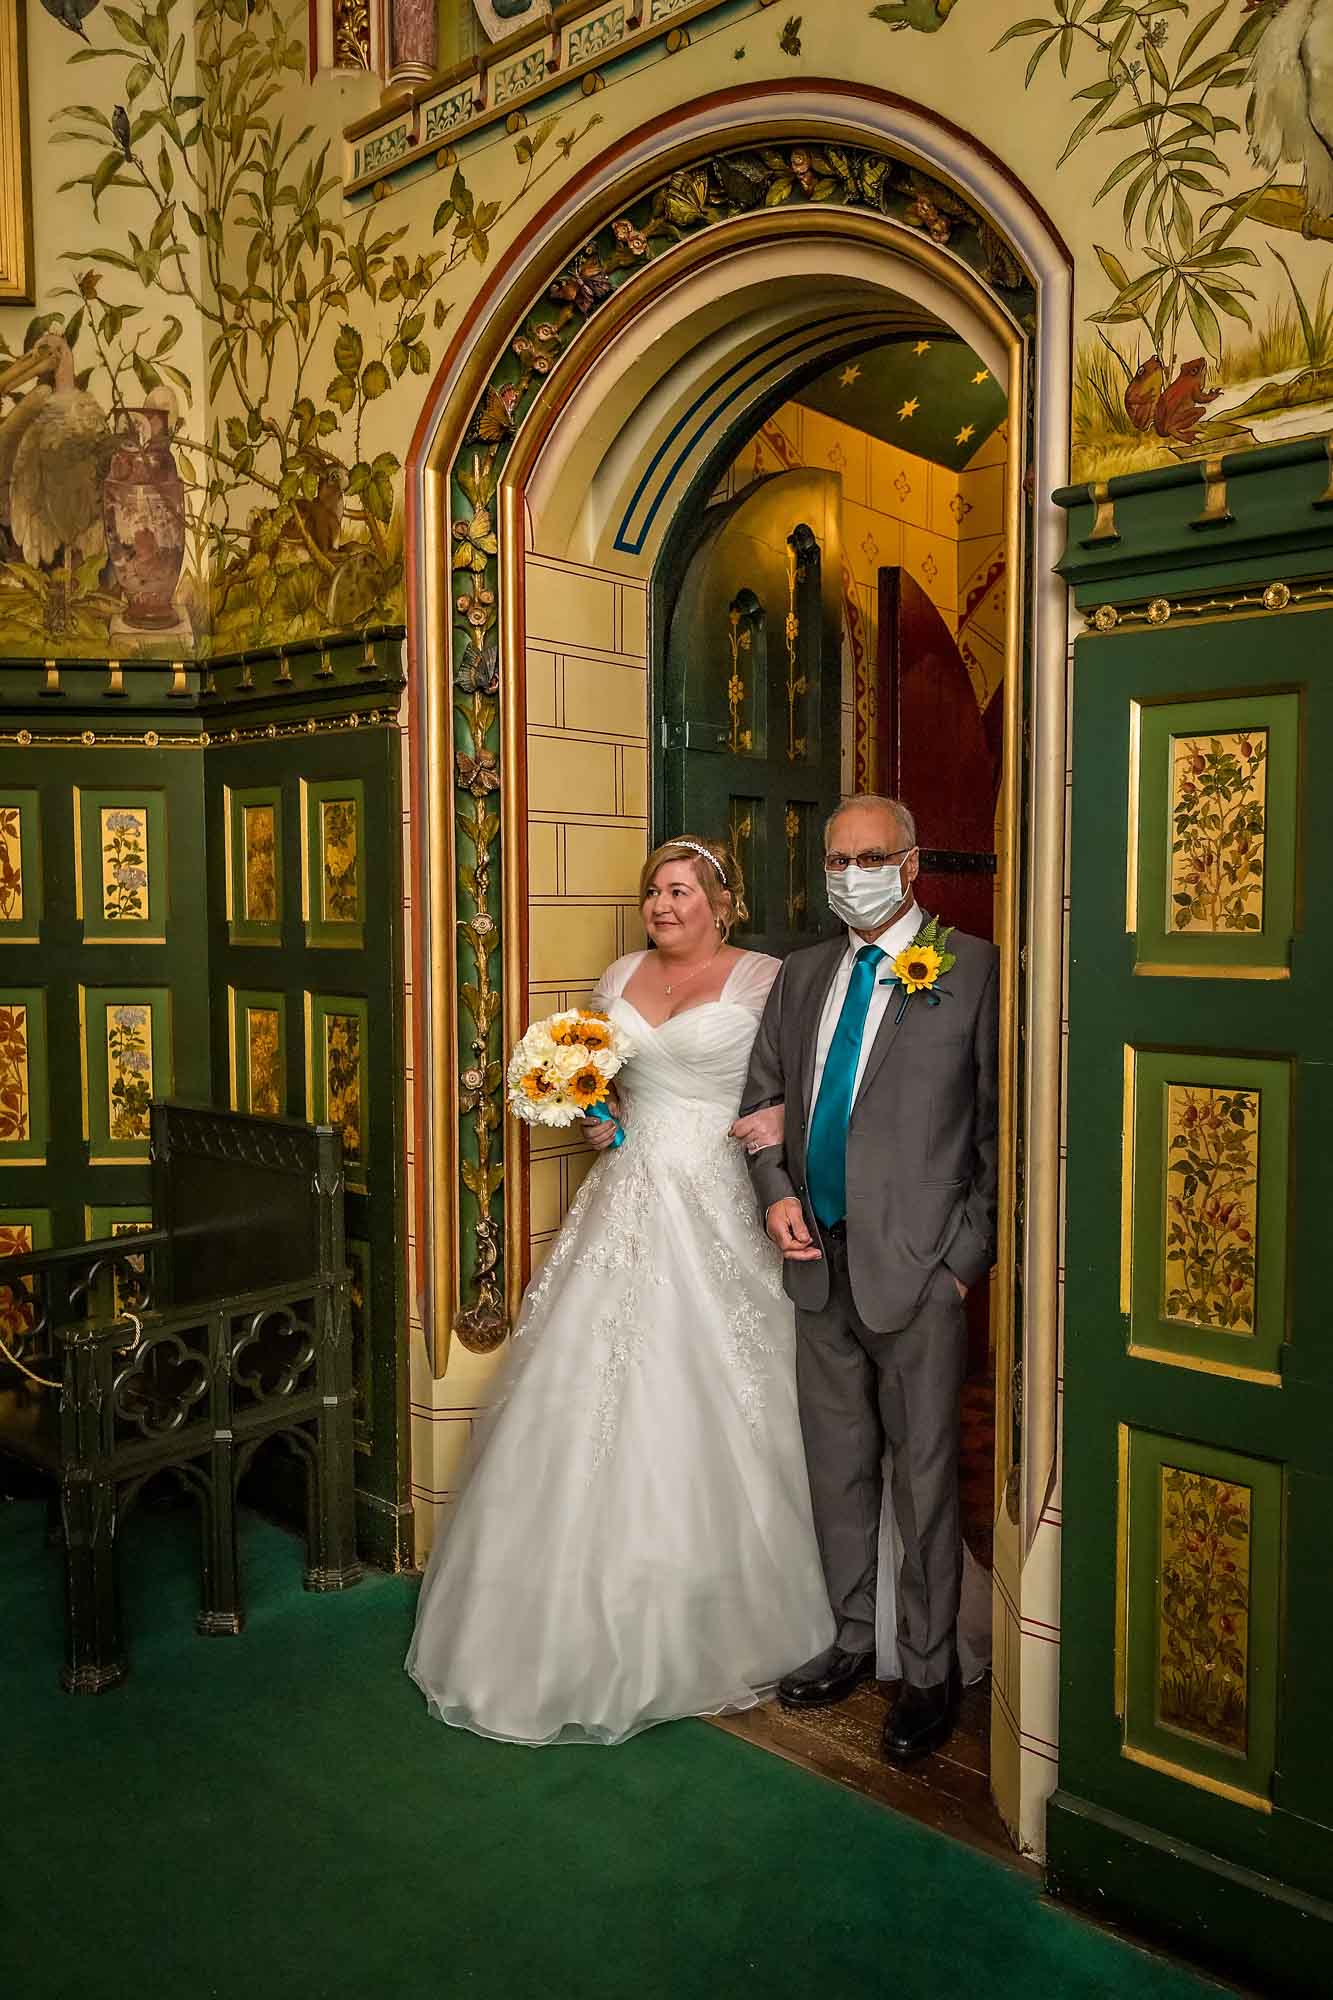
left=1124, top=355, right=1166, bottom=431
left=870, top=0, right=959, bottom=30
left=1249, top=0, right=1333, bottom=224
left=39, top=0, right=101, bottom=38
left=111, top=105, right=132, bottom=161
left=0, top=333, right=113, bottom=577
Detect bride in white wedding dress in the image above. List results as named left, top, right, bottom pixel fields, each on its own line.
left=406, top=833, right=990, bottom=1745
left=406, top=837, right=836, bottom=1744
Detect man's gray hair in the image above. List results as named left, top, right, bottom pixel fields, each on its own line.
left=824, top=793, right=918, bottom=850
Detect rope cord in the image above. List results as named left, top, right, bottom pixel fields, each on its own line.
left=0, top=1331, right=59, bottom=1390
left=0, top=1310, right=143, bottom=1390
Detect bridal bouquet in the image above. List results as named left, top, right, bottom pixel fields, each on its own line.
left=506, top=1009, right=634, bottom=1147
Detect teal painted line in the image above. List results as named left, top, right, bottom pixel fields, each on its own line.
left=612, top=315, right=889, bottom=555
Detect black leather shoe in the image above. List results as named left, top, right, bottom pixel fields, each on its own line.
left=881, top=1674, right=957, bottom=1764
left=778, top=1645, right=875, bottom=1711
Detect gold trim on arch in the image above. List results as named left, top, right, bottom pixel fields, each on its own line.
left=420, top=160, right=1033, bottom=1393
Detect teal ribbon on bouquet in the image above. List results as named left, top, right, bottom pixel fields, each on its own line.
left=588, top=1102, right=625, bottom=1149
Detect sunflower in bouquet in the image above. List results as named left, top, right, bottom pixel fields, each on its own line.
left=507, top=1009, right=635, bottom=1146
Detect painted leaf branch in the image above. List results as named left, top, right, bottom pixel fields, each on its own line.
left=997, top=0, right=1263, bottom=426
left=1165, top=1086, right=1258, bottom=1333
left=30, top=0, right=600, bottom=651
left=1159, top=1469, right=1250, bottom=1748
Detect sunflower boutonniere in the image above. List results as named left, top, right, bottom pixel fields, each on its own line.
left=882, top=916, right=957, bottom=1024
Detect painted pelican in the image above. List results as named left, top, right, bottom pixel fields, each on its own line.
left=0, top=333, right=113, bottom=577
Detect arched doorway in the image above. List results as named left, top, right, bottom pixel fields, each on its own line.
left=404, top=83, right=1072, bottom=1858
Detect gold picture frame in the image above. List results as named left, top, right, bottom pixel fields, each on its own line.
left=1, top=0, right=33, bottom=304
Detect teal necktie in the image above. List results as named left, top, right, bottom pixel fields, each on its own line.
left=806, top=945, right=886, bottom=1228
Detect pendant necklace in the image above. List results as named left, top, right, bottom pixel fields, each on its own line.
left=661, top=944, right=722, bottom=997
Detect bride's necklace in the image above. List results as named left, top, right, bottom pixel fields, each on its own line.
left=658, top=943, right=723, bottom=997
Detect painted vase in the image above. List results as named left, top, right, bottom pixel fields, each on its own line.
left=102, top=404, right=186, bottom=629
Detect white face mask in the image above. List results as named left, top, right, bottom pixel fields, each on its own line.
left=825, top=861, right=910, bottom=932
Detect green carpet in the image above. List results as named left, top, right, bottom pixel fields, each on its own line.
left=0, top=1500, right=1227, bottom=2000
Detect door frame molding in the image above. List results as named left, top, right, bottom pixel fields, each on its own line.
left=404, top=80, right=1074, bottom=1848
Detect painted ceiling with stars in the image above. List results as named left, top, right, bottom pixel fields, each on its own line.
left=794, top=338, right=1007, bottom=473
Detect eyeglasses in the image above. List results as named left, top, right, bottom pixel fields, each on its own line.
left=824, top=846, right=915, bottom=874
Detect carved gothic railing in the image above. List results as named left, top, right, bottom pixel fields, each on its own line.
left=0, top=1104, right=361, bottom=1693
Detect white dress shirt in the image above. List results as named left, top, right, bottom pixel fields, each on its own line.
left=810, top=899, right=922, bottom=1112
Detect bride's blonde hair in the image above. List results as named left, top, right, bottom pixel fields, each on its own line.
left=638, top=835, right=749, bottom=939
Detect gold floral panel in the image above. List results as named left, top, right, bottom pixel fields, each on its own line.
left=1127, top=1049, right=1288, bottom=1379
left=1122, top=1429, right=1279, bottom=1807
left=76, top=789, right=166, bottom=944
left=1163, top=1084, right=1258, bottom=1336
left=326, top=1014, right=362, bottom=1160
left=0, top=793, right=39, bottom=941
left=84, top=1210, right=154, bottom=1318
left=307, top=993, right=368, bottom=1189
left=248, top=1008, right=282, bottom=1117
left=227, top=787, right=282, bottom=945
left=100, top=806, right=150, bottom=923
left=1130, top=692, right=1297, bottom=977
left=784, top=800, right=818, bottom=934
left=244, top=805, right=279, bottom=924
left=1158, top=1465, right=1252, bottom=1755
left=322, top=799, right=359, bottom=921
left=0, top=990, right=46, bottom=1163
left=303, top=779, right=365, bottom=947
left=82, top=987, right=170, bottom=1163
left=1169, top=730, right=1266, bottom=936
left=729, top=794, right=765, bottom=935
left=229, top=988, right=286, bottom=1120
left=107, top=1004, right=154, bottom=1142
left=0, top=1215, right=41, bottom=1345
left=0, top=804, right=22, bottom=925
left=0, top=1219, right=32, bottom=1260
left=0, top=1002, right=30, bottom=1145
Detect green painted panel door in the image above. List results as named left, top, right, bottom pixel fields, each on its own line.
left=660, top=470, right=843, bottom=957
left=1054, top=603, right=1333, bottom=1971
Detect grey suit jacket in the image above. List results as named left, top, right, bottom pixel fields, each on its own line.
left=742, top=916, right=999, bottom=1333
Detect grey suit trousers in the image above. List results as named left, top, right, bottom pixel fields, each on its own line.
left=796, top=1233, right=966, bottom=1688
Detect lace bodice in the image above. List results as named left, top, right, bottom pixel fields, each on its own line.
left=591, top=950, right=780, bottom=1121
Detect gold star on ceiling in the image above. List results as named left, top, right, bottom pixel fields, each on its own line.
left=955, top=424, right=976, bottom=446
left=912, top=341, right=931, bottom=357
left=839, top=363, right=862, bottom=388
left=898, top=398, right=919, bottom=421
left=972, top=368, right=990, bottom=385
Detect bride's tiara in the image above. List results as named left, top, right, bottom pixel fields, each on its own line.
left=670, top=837, right=727, bottom=883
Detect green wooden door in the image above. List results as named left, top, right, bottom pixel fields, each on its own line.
left=1053, top=581, right=1333, bottom=1984
left=660, top=470, right=842, bottom=956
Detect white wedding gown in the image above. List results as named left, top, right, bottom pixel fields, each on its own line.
left=405, top=950, right=837, bottom=1744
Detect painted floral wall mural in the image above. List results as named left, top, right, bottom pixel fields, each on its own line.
left=0, top=0, right=599, bottom=657
left=4, top=0, right=1333, bottom=661
left=988, top=0, right=1333, bottom=477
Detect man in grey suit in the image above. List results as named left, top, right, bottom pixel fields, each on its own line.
left=741, top=793, right=998, bottom=1762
